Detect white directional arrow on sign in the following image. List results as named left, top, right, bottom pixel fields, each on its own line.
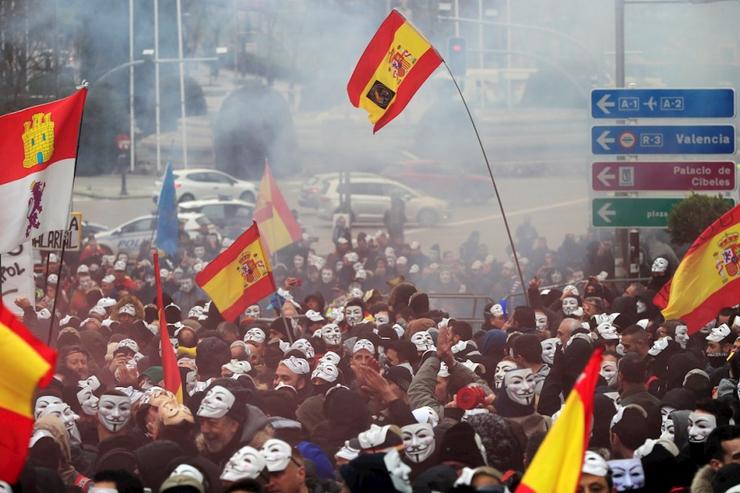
left=596, top=94, right=615, bottom=114
left=596, top=166, right=615, bottom=187
left=598, top=202, right=616, bottom=224
left=596, top=131, right=615, bottom=151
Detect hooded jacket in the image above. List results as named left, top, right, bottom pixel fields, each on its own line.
left=34, top=414, right=91, bottom=490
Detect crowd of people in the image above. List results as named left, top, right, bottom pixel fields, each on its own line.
left=9, top=218, right=740, bottom=493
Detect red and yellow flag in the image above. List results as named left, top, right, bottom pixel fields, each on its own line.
left=347, top=9, right=442, bottom=133
left=195, top=222, right=276, bottom=322
left=253, top=163, right=301, bottom=256
left=153, top=251, right=183, bottom=403
left=0, top=302, right=56, bottom=482
left=516, top=348, right=603, bottom=493
left=654, top=204, right=740, bottom=333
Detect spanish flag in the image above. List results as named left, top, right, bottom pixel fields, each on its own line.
left=347, top=10, right=442, bottom=133
left=0, top=88, right=87, bottom=253
left=153, top=251, right=184, bottom=403
left=515, top=348, right=603, bottom=493
left=195, top=222, right=276, bottom=322
left=0, top=302, right=56, bottom=482
left=654, top=204, right=740, bottom=333
left=253, top=163, right=301, bottom=256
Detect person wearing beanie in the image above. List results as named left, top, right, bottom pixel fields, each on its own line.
left=195, top=379, right=251, bottom=468
left=660, top=388, right=696, bottom=431
left=439, top=422, right=486, bottom=470
left=134, top=440, right=184, bottom=493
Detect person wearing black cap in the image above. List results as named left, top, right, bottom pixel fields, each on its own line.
left=439, top=421, right=487, bottom=471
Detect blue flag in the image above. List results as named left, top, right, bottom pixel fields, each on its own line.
left=155, top=163, right=178, bottom=256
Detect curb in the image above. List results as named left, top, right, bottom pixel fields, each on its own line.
left=74, top=191, right=151, bottom=200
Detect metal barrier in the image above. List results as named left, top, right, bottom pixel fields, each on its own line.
left=426, top=293, right=494, bottom=326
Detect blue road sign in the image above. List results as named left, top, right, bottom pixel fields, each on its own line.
left=591, top=125, right=735, bottom=155
left=591, top=88, right=735, bottom=119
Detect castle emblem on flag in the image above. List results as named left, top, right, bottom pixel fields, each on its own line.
left=22, top=112, right=55, bottom=168
left=715, top=232, right=739, bottom=282
left=26, top=180, right=46, bottom=237
left=387, top=44, right=417, bottom=82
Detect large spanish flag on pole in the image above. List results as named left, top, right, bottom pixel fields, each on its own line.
left=516, top=348, right=603, bottom=493
left=253, top=162, right=302, bottom=256
left=195, top=222, right=276, bottom=322
left=0, top=88, right=87, bottom=253
left=347, top=10, right=442, bottom=133
left=654, top=204, right=740, bottom=334
left=153, top=251, right=184, bottom=403
left=0, top=302, right=56, bottom=482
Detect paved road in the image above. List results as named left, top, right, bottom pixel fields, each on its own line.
left=73, top=174, right=589, bottom=261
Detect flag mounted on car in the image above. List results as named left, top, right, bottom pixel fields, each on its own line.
left=195, top=222, right=276, bottom=322
left=0, top=88, right=87, bottom=253
left=347, top=9, right=442, bottom=133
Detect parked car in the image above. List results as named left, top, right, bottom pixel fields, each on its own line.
left=298, top=171, right=379, bottom=209
left=95, top=213, right=213, bottom=255
left=317, top=176, right=450, bottom=226
left=382, top=160, right=492, bottom=203
left=152, top=168, right=258, bottom=204
left=177, top=199, right=254, bottom=240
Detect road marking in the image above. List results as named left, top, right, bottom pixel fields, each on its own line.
left=406, top=197, right=588, bottom=233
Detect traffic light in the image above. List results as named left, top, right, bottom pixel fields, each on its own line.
left=447, top=37, right=466, bottom=76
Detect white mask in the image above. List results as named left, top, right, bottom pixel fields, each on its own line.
left=540, top=338, right=558, bottom=365
left=608, top=458, right=645, bottom=491
left=244, top=305, right=261, bottom=319
left=34, top=395, right=63, bottom=420
left=648, top=336, right=670, bottom=356
left=651, top=257, right=669, bottom=274
left=345, top=306, right=363, bottom=327
left=535, top=312, right=548, bottom=332
left=98, top=395, right=132, bottom=432
left=172, top=464, right=205, bottom=483
left=660, top=406, right=676, bottom=427
left=661, top=416, right=676, bottom=443
left=221, top=446, right=265, bottom=482
left=410, top=332, right=434, bottom=352
left=77, top=386, right=99, bottom=416
left=244, top=328, right=266, bottom=344
left=197, top=385, right=236, bottom=419
left=293, top=255, right=305, bottom=269
left=504, top=368, right=535, bottom=406
left=562, top=297, right=579, bottom=316
left=600, top=360, right=618, bottom=385
left=291, top=339, right=315, bottom=359
left=675, top=325, right=689, bottom=349
left=636, top=300, right=647, bottom=314
left=321, top=269, right=334, bottom=283
left=494, top=360, right=517, bottom=390
left=321, top=323, right=342, bottom=346
left=383, top=448, right=412, bottom=493
left=375, top=311, right=390, bottom=325
left=688, top=411, right=717, bottom=443
left=194, top=246, right=205, bottom=259
left=41, top=402, right=81, bottom=444
left=401, top=423, right=435, bottom=464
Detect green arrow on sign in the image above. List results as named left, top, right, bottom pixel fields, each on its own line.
left=592, top=197, right=734, bottom=227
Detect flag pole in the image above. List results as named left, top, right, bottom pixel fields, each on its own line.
left=442, top=62, right=529, bottom=306
left=47, top=241, right=67, bottom=345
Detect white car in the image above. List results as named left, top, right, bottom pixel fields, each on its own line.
left=177, top=199, right=255, bottom=240
left=152, top=168, right=258, bottom=204
left=95, top=213, right=213, bottom=255
left=317, top=176, right=450, bottom=226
